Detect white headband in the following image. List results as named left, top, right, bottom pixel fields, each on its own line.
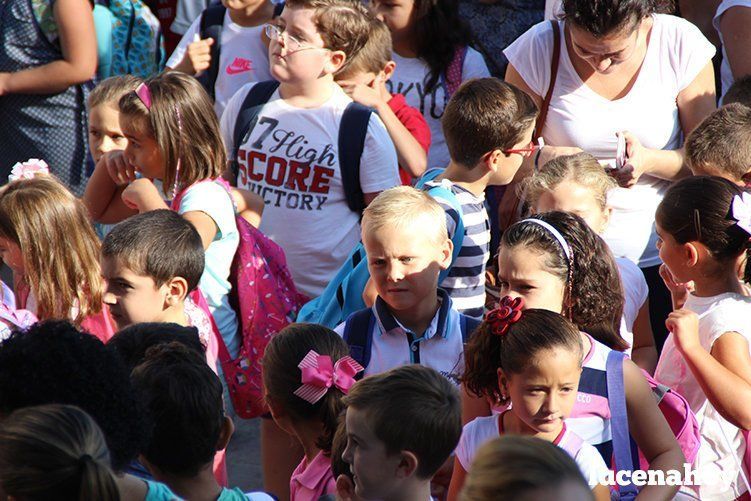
left=517, top=218, right=573, bottom=263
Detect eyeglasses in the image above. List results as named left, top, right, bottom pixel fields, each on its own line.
left=264, top=23, right=320, bottom=53
left=503, top=138, right=543, bottom=158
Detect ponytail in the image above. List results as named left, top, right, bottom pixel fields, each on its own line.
left=79, top=454, right=120, bottom=501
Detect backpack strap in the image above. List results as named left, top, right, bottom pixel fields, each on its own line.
left=338, top=102, right=372, bottom=214
left=535, top=20, right=561, bottom=141
left=231, top=80, right=281, bottom=181
left=443, top=46, right=467, bottom=98
left=414, top=167, right=444, bottom=188
left=605, top=350, right=639, bottom=500
left=425, top=184, right=465, bottom=282
left=197, top=4, right=227, bottom=101
left=459, top=314, right=480, bottom=342
left=342, top=308, right=375, bottom=379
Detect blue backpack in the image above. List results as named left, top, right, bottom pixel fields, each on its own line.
left=296, top=168, right=465, bottom=328
left=229, top=80, right=374, bottom=214
left=101, top=0, right=165, bottom=77
left=342, top=306, right=480, bottom=379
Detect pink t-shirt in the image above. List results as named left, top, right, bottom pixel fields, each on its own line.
left=290, top=450, right=336, bottom=501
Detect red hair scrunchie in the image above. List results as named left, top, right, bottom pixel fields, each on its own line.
left=485, top=296, right=524, bottom=336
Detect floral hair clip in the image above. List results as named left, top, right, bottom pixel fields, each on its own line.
left=731, top=192, right=751, bottom=237
left=485, top=296, right=524, bottom=336
left=294, top=350, right=364, bottom=404
left=8, top=159, right=49, bottom=182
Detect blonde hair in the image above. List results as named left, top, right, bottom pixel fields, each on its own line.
left=0, top=404, right=119, bottom=501
left=336, top=17, right=392, bottom=80
left=0, top=176, right=104, bottom=323
left=362, top=186, right=447, bottom=244
left=522, top=152, right=616, bottom=212
left=460, top=436, right=593, bottom=501
left=118, top=72, right=225, bottom=196
left=88, top=75, right=143, bottom=109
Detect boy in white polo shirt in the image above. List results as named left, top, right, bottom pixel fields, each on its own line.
left=335, top=186, right=479, bottom=383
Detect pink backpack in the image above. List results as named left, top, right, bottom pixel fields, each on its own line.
left=173, top=179, right=305, bottom=418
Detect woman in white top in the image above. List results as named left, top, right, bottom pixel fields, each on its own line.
left=713, top=0, right=751, bottom=102
left=504, top=0, right=716, bottom=351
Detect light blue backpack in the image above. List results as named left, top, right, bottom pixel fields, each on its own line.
left=102, top=0, right=165, bottom=77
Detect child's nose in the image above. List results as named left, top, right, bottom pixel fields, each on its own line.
left=387, top=265, right=404, bottom=282
left=102, top=290, right=117, bottom=306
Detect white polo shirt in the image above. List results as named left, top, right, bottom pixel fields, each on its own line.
left=334, top=289, right=468, bottom=384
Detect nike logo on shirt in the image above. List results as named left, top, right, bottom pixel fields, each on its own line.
left=226, top=57, right=253, bottom=75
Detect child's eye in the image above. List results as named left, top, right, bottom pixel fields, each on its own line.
left=89, top=130, right=100, bottom=137
left=371, top=259, right=385, bottom=266
left=400, top=257, right=413, bottom=264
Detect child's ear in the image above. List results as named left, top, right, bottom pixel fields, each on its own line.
left=496, top=367, right=509, bottom=399
left=437, top=238, right=453, bottom=271
left=325, top=50, right=347, bottom=75
left=485, top=149, right=505, bottom=175
left=166, top=276, right=189, bottom=305
left=683, top=242, right=701, bottom=268
left=216, top=415, right=235, bottom=451
left=336, top=474, right=357, bottom=501
left=380, top=61, right=396, bottom=81
left=395, top=450, right=419, bottom=479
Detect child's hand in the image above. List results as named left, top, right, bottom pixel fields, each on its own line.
left=339, top=80, right=384, bottom=109
left=666, top=309, right=701, bottom=354
left=100, top=150, right=137, bottom=185
left=181, top=36, right=214, bottom=75
left=121, top=178, right=164, bottom=212
left=611, top=131, right=649, bottom=188
left=659, top=263, right=694, bottom=310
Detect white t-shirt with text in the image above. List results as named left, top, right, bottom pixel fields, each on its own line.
left=167, top=11, right=272, bottom=118
left=220, top=82, right=399, bottom=298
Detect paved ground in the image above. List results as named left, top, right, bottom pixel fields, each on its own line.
left=226, top=417, right=264, bottom=490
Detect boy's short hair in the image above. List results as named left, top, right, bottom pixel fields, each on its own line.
left=343, top=365, right=462, bottom=479
left=101, top=210, right=205, bottom=291
left=724, top=75, right=751, bottom=108
left=89, top=75, right=142, bottom=109
left=684, top=103, right=751, bottom=183
left=443, top=78, right=538, bottom=168
left=284, top=0, right=373, bottom=74
left=131, top=342, right=224, bottom=477
left=336, top=17, right=392, bottom=80
left=107, top=322, right=204, bottom=373
left=361, top=186, right=447, bottom=245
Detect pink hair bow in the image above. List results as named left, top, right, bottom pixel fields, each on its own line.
left=293, top=350, right=364, bottom=404
left=8, top=159, right=49, bottom=182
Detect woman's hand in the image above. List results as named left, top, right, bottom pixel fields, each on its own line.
left=611, top=131, right=651, bottom=188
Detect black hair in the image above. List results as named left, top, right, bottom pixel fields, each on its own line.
left=561, top=0, right=670, bottom=37
left=0, top=321, right=147, bottom=471
left=131, top=342, right=225, bottom=477
left=499, top=212, right=628, bottom=351
left=102, top=209, right=205, bottom=291
left=262, top=323, right=352, bottom=453
left=463, top=308, right=582, bottom=405
left=107, top=322, right=205, bottom=373
left=656, top=176, right=750, bottom=281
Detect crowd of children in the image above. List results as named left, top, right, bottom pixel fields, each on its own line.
left=1, top=0, right=751, bottom=499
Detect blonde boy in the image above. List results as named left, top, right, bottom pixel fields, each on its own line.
left=335, top=186, right=477, bottom=384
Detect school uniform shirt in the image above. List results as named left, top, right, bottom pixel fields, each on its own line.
left=333, top=289, right=466, bottom=384
left=387, top=49, right=490, bottom=169
left=387, top=93, right=431, bottom=185
left=167, top=11, right=272, bottom=117
left=290, top=450, right=336, bottom=500
left=221, top=82, right=399, bottom=298
left=425, top=179, right=490, bottom=319
left=456, top=413, right=609, bottom=487
left=617, top=257, right=649, bottom=353
left=655, top=292, right=751, bottom=500
left=504, top=15, right=715, bottom=268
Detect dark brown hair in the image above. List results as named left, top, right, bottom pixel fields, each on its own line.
left=500, top=212, right=628, bottom=351
left=343, top=365, right=461, bottom=479
left=118, top=72, right=225, bottom=196
left=262, top=323, right=352, bottom=453
left=0, top=404, right=120, bottom=501
left=284, top=0, right=374, bottom=75
left=685, top=104, right=751, bottom=184
left=101, top=209, right=205, bottom=291
left=561, top=0, right=670, bottom=37
left=463, top=309, right=582, bottom=405
left=656, top=176, right=749, bottom=279
left=443, top=78, right=537, bottom=168
left=724, top=76, right=751, bottom=108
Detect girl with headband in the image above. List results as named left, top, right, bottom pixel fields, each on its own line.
left=448, top=301, right=610, bottom=500
left=461, top=211, right=683, bottom=499
left=262, top=323, right=363, bottom=500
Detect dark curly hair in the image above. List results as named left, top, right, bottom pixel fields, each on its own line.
left=561, top=0, right=672, bottom=37
left=463, top=309, right=582, bottom=404
left=107, top=322, right=205, bottom=373
left=0, top=321, right=148, bottom=472
left=262, top=323, right=352, bottom=454
left=500, top=212, right=628, bottom=351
